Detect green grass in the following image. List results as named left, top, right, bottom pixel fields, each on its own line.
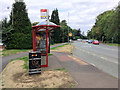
left=48, top=53, right=53, bottom=56
left=10, top=53, right=54, bottom=70
left=51, top=44, right=69, bottom=50
left=55, top=68, right=68, bottom=72
left=2, top=49, right=31, bottom=56
left=104, top=43, right=120, bottom=47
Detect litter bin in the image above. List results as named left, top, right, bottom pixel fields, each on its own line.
left=29, top=51, right=41, bottom=75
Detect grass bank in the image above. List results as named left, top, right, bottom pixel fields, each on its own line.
left=51, top=43, right=73, bottom=54
left=10, top=53, right=53, bottom=70
left=51, top=43, right=69, bottom=50
left=104, top=43, right=120, bottom=47
left=1, top=49, right=32, bottom=56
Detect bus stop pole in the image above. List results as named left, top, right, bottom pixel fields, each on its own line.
left=33, top=29, right=36, bottom=51
left=46, top=26, right=48, bottom=67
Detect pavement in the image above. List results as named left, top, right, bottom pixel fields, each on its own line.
left=1, top=42, right=119, bottom=88
left=47, top=51, right=118, bottom=88
left=1, top=43, right=67, bottom=73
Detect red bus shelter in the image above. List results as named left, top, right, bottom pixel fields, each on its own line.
left=32, top=20, right=60, bottom=67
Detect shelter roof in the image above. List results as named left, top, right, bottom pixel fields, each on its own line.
left=32, top=20, right=60, bottom=32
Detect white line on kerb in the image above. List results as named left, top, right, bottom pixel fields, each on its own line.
left=90, top=63, right=96, bottom=67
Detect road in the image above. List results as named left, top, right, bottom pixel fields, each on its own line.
left=72, top=41, right=119, bottom=78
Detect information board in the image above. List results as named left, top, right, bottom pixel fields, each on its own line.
left=29, top=52, right=41, bottom=75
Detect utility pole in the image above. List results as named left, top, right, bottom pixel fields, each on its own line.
left=68, top=12, right=69, bottom=43
left=12, top=5, right=13, bottom=25
left=102, top=36, right=104, bottom=43
left=112, top=37, right=114, bottom=43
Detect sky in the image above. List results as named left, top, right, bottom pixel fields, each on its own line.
left=0, top=0, right=119, bottom=35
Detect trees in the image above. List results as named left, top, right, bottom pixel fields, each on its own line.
left=60, top=20, right=67, bottom=42
left=89, top=5, right=120, bottom=43
left=3, top=1, right=32, bottom=49
left=50, top=9, right=62, bottom=43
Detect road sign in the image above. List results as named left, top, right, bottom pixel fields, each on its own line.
left=69, top=33, right=72, bottom=36
left=40, top=9, right=48, bottom=19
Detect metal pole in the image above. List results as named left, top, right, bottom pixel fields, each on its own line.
left=68, top=12, right=69, bottom=43
left=112, top=37, right=114, bottom=43
left=12, top=5, right=13, bottom=25
left=46, top=9, right=49, bottom=67
left=33, top=29, right=36, bottom=51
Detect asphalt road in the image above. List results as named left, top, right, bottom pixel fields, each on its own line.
left=72, top=41, right=119, bottom=78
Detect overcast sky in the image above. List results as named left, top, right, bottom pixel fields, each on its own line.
left=0, top=0, right=119, bottom=35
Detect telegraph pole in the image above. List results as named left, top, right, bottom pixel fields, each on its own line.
left=68, top=12, right=69, bottom=43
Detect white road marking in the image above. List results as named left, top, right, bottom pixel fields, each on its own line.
left=74, top=46, right=118, bottom=64
left=87, top=52, right=90, bottom=54
left=90, top=63, right=96, bottom=67
left=92, top=53, right=96, bottom=56
left=100, top=57, right=118, bottom=64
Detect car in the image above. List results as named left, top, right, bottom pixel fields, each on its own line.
left=85, top=39, right=88, bottom=42
left=77, top=39, right=82, bottom=42
left=88, top=40, right=93, bottom=43
left=69, top=39, right=72, bottom=42
left=93, top=40, right=99, bottom=45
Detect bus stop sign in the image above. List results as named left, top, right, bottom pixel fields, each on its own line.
left=40, top=9, right=48, bottom=19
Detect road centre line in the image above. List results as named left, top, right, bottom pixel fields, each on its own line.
left=74, top=46, right=118, bottom=64
left=100, top=57, right=118, bottom=64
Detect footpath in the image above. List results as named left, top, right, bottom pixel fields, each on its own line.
left=48, top=51, right=118, bottom=88
left=1, top=43, right=66, bottom=72
left=1, top=43, right=118, bottom=88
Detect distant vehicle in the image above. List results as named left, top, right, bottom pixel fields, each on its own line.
left=69, top=39, right=73, bottom=43
left=93, top=40, right=99, bottom=45
left=88, top=40, right=92, bottom=43
left=77, top=39, right=82, bottom=41
left=69, top=39, right=72, bottom=42
left=85, top=39, right=88, bottom=42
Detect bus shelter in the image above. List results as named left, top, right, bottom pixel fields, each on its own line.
left=32, top=21, right=60, bottom=67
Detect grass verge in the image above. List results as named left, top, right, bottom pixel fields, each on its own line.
left=55, top=68, right=68, bottom=72
left=10, top=53, right=53, bottom=70
left=2, top=49, right=31, bottom=56
left=48, top=53, right=53, bottom=56
left=51, top=44, right=69, bottom=50
left=104, top=43, right=120, bottom=47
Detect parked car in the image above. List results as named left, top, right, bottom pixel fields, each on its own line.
left=88, top=40, right=93, bottom=43
left=93, top=40, right=99, bottom=45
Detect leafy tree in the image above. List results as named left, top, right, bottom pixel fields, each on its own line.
left=89, top=5, right=120, bottom=43
left=72, top=29, right=78, bottom=40
left=60, top=20, right=67, bottom=42
left=50, top=9, right=62, bottom=43
left=76, top=28, right=81, bottom=37
left=5, top=1, right=32, bottom=49
left=32, top=22, right=39, bottom=26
